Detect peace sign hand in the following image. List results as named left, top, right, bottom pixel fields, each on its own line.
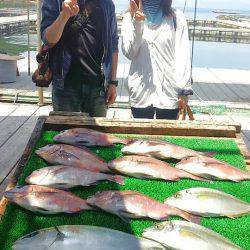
left=62, top=0, right=80, bottom=19
left=130, top=0, right=145, bottom=21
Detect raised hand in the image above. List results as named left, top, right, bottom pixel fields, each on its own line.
left=62, top=0, right=80, bottom=19
left=130, top=0, right=145, bottom=21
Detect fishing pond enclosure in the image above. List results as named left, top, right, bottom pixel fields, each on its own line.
left=0, top=113, right=249, bottom=249
left=0, top=112, right=249, bottom=216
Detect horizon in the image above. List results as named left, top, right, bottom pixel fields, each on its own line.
left=113, top=0, right=250, bottom=11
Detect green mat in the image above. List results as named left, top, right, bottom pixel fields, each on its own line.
left=0, top=131, right=249, bottom=250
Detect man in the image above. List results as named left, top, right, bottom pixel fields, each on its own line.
left=41, top=0, right=119, bottom=117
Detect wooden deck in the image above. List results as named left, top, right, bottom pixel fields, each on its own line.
left=1, top=60, right=250, bottom=104
left=0, top=102, right=249, bottom=199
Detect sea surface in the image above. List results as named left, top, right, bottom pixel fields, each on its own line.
left=1, top=5, right=250, bottom=70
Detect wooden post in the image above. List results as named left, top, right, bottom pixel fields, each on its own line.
left=37, top=0, right=44, bottom=106
left=27, top=0, right=31, bottom=76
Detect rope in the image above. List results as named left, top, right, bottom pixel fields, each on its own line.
left=183, top=0, right=188, bottom=13
left=191, top=0, right=198, bottom=82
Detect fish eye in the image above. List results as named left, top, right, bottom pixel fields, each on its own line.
left=155, top=224, right=165, bottom=230
left=174, top=193, right=181, bottom=199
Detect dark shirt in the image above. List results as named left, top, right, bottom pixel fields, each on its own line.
left=65, top=1, right=105, bottom=83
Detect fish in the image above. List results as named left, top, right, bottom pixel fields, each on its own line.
left=36, top=144, right=109, bottom=172
left=4, top=185, right=91, bottom=214
left=53, top=128, right=131, bottom=147
left=164, top=187, right=250, bottom=218
left=13, top=225, right=166, bottom=250
left=108, top=155, right=206, bottom=182
left=26, top=165, right=125, bottom=189
left=87, top=190, right=200, bottom=224
left=142, top=220, right=241, bottom=250
left=121, top=139, right=216, bottom=160
left=176, top=155, right=250, bottom=182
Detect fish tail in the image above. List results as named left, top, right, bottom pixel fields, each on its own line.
left=186, top=172, right=210, bottom=182
left=80, top=200, right=92, bottom=211
left=174, top=207, right=201, bottom=224
left=107, top=175, right=125, bottom=185
left=200, top=151, right=217, bottom=157
left=120, top=138, right=134, bottom=145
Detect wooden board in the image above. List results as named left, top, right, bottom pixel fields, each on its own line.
left=45, top=114, right=238, bottom=138
left=0, top=117, right=46, bottom=216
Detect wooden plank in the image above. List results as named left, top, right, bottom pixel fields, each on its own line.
left=48, top=112, right=241, bottom=133
left=0, top=104, right=39, bottom=148
left=45, top=115, right=237, bottom=138
left=191, top=83, right=209, bottom=101
left=228, top=84, right=250, bottom=101
left=210, top=83, right=232, bottom=102
left=235, top=134, right=250, bottom=171
left=198, top=84, right=222, bottom=101
left=0, top=116, right=46, bottom=216
left=0, top=106, right=50, bottom=184
left=221, top=84, right=243, bottom=102
left=0, top=103, right=18, bottom=123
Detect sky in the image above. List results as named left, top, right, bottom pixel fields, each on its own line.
left=113, top=0, right=250, bottom=11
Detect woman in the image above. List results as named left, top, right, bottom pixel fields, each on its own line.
left=121, top=0, right=193, bottom=119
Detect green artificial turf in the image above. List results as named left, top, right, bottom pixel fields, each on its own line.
left=0, top=131, right=250, bottom=249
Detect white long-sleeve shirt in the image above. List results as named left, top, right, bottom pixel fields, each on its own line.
left=121, top=9, right=192, bottom=109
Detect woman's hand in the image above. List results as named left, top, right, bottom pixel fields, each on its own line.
left=178, top=95, right=188, bottom=110
left=62, top=0, right=79, bottom=19
left=130, top=0, right=145, bottom=21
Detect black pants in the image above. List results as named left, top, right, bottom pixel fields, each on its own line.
left=131, top=106, right=179, bottom=120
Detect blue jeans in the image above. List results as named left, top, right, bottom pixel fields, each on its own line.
left=52, top=69, right=107, bottom=117
left=131, top=106, right=179, bottom=120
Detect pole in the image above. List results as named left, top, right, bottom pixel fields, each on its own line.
left=37, top=0, right=44, bottom=106
left=27, top=0, right=31, bottom=76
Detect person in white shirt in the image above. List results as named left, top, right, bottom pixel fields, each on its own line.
left=121, top=0, right=193, bottom=119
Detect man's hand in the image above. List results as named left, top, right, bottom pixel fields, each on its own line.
left=62, top=0, right=79, bottom=19
left=130, top=0, right=145, bottom=21
left=106, top=84, right=117, bottom=107
left=178, top=95, right=188, bottom=110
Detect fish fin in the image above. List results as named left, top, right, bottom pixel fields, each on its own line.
left=54, top=226, right=66, bottom=240
left=121, top=138, right=135, bottom=145
left=185, top=213, right=201, bottom=225
left=107, top=175, right=125, bottom=185
left=224, top=214, right=236, bottom=219
left=117, top=211, right=132, bottom=223
left=47, top=227, right=66, bottom=248
left=174, top=207, right=201, bottom=225
left=33, top=206, right=51, bottom=213
left=200, top=151, right=217, bottom=157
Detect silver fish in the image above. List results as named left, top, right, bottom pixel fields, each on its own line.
left=142, top=220, right=241, bottom=250
left=176, top=155, right=250, bottom=182
left=121, top=139, right=216, bottom=160
left=13, top=225, right=166, bottom=250
left=36, top=144, right=109, bottom=172
left=87, top=190, right=200, bottom=224
left=108, top=155, right=206, bottom=181
left=164, top=187, right=250, bottom=218
left=53, top=128, right=131, bottom=147
left=26, top=166, right=124, bottom=188
left=4, top=185, right=91, bottom=214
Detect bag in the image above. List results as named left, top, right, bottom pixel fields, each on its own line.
left=32, top=45, right=53, bottom=87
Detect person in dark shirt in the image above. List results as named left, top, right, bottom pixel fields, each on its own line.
left=41, top=0, right=119, bottom=117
